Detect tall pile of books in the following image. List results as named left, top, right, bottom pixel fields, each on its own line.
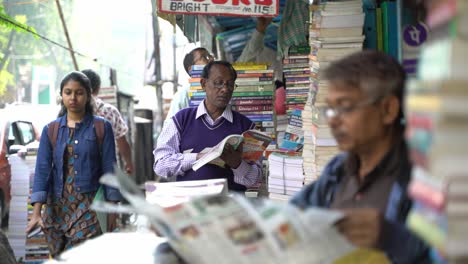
left=283, top=45, right=311, bottom=112
left=267, top=152, right=304, bottom=202
left=188, top=65, right=205, bottom=108
left=7, top=155, right=29, bottom=260
left=8, top=154, right=50, bottom=262
left=304, top=0, right=365, bottom=183
left=405, top=1, right=468, bottom=262
left=231, top=63, right=276, bottom=148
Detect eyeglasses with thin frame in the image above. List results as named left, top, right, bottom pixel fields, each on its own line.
left=194, top=54, right=214, bottom=64
left=320, top=98, right=379, bottom=120
left=210, top=80, right=237, bottom=91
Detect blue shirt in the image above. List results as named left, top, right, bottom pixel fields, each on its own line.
left=290, top=146, right=432, bottom=264
left=31, top=113, right=122, bottom=203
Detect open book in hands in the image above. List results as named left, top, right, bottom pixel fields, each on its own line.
left=192, top=129, right=272, bottom=171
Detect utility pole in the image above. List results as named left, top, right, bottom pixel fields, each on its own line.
left=55, top=0, right=79, bottom=70
left=151, top=0, right=164, bottom=129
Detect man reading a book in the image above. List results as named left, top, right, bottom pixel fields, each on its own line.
left=290, top=50, right=431, bottom=263
left=154, top=60, right=262, bottom=192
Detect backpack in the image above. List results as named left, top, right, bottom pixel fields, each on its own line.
left=47, top=119, right=105, bottom=151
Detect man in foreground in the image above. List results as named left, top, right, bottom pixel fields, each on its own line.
left=290, top=50, right=431, bottom=263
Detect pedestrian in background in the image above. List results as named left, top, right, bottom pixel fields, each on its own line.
left=82, top=69, right=134, bottom=175
left=27, top=71, right=121, bottom=257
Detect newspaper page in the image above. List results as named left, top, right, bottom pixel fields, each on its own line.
left=94, top=167, right=355, bottom=264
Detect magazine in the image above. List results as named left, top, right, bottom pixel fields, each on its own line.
left=92, top=167, right=356, bottom=264
left=192, top=129, right=272, bottom=171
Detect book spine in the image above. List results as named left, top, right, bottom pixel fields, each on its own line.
left=191, top=65, right=205, bottom=71
left=233, top=105, right=273, bottom=112
left=284, top=71, right=311, bottom=77
left=189, top=78, right=202, bottom=83
left=233, top=64, right=269, bottom=70
left=231, top=99, right=273, bottom=105
left=235, top=81, right=274, bottom=86
left=288, top=45, right=311, bottom=54
left=237, top=73, right=274, bottom=78
left=283, top=58, right=310, bottom=64
left=231, top=96, right=273, bottom=100
left=235, top=69, right=274, bottom=74
left=236, top=77, right=274, bottom=82
left=232, top=91, right=274, bottom=97
left=376, top=7, right=383, bottom=51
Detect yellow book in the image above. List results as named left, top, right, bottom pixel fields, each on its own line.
left=406, top=94, right=468, bottom=115
left=232, top=63, right=269, bottom=71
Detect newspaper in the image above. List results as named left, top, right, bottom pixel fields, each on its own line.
left=93, top=167, right=355, bottom=264
left=145, top=179, right=228, bottom=207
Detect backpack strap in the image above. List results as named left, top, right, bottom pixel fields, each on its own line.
left=93, top=119, right=105, bottom=151
left=47, top=121, right=60, bottom=151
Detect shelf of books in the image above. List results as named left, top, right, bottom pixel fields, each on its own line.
left=304, top=0, right=365, bottom=184
left=405, top=1, right=468, bottom=262
left=231, top=62, right=276, bottom=149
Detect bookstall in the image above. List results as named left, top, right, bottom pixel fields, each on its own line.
left=403, top=0, right=468, bottom=263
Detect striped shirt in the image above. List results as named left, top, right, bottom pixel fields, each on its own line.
left=153, top=101, right=262, bottom=187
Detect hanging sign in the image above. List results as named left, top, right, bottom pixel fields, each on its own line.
left=157, top=0, right=278, bottom=17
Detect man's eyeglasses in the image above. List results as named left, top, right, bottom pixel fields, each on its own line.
left=211, top=80, right=237, bottom=91
left=194, top=54, right=214, bottom=64
left=320, top=98, right=379, bottom=120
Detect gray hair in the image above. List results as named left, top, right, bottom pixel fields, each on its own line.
left=323, top=50, right=406, bottom=131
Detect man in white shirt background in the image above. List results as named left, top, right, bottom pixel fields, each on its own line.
left=165, top=17, right=281, bottom=122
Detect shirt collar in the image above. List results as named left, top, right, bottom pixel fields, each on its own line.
left=196, top=100, right=233, bottom=123
left=60, top=113, right=93, bottom=128
left=344, top=138, right=408, bottom=189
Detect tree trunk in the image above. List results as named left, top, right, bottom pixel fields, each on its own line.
left=0, top=30, right=16, bottom=72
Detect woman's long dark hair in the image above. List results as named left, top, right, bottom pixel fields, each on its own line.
left=58, top=71, right=94, bottom=117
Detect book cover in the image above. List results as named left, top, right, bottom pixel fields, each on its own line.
left=376, top=7, right=383, bottom=51
left=363, top=0, right=377, bottom=49
left=192, top=130, right=272, bottom=171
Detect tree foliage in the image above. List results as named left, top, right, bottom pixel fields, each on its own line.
left=0, top=0, right=73, bottom=105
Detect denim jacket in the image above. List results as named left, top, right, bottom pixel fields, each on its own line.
left=290, top=153, right=432, bottom=264
left=31, top=113, right=122, bottom=203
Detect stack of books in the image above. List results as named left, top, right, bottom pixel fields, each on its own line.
left=267, top=152, right=304, bottom=202
left=304, top=0, right=365, bottom=182
left=187, top=65, right=205, bottom=108
left=8, top=154, right=50, bottom=262
left=283, top=45, right=311, bottom=112
left=309, top=1, right=365, bottom=63
left=232, top=63, right=276, bottom=148
left=7, top=155, right=29, bottom=260
left=405, top=1, right=468, bottom=262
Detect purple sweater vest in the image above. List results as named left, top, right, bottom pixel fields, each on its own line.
left=173, top=107, right=254, bottom=192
